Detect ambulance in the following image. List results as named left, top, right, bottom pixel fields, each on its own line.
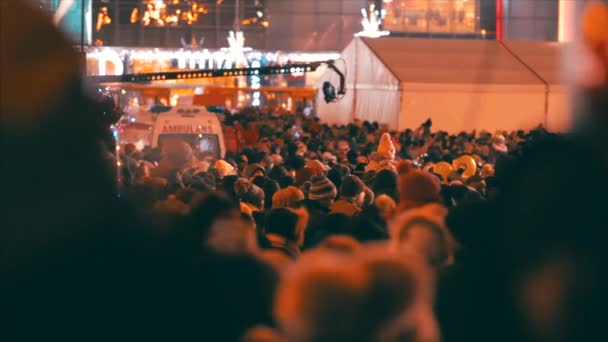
left=150, top=106, right=226, bottom=159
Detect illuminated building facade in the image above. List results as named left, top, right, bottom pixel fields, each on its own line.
left=378, top=0, right=585, bottom=42
left=379, top=0, right=495, bottom=38
left=37, top=1, right=583, bottom=54
left=91, top=0, right=269, bottom=49
left=88, top=0, right=368, bottom=51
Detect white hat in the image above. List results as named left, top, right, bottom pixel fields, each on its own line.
left=377, top=133, right=396, bottom=160
left=491, top=135, right=508, bottom=153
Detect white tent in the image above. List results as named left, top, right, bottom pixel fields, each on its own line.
left=316, top=37, right=570, bottom=132
left=501, top=41, right=572, bottom=132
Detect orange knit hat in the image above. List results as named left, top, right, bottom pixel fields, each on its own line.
left=397, top=161, right=442, bottom=211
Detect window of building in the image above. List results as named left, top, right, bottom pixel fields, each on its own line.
left=382, top=0, right=478, bottom=34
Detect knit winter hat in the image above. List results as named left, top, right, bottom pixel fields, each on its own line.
left=215, top=160, right=236, bottom=178
left=398, top=167, right=442, bottom=211
left=234, top=178, right=265, bottom=208
left=389, top=204, right=456, bottom=268
left=243, top=163, right=267, bottom=179
left=491, top=135, right=508, bottom=153
left=306, top=159, right=330, bottom=174
left=376, top=194, right=397, bottom=213
left=340, top=175, right=366, bottom=198
left=376, top=133, right=396, bottom=160
left=273, top=186, right=305, bottom=209
left=309, top=176, right=338, bottom=201
left=189, top=172, right=216, bottom=192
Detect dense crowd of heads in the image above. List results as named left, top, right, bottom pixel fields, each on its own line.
left=5, top=2, right=608, bottom=341
left=104, top=111, right=559, bottom=341
left=121, top=111, right=548, bottom=226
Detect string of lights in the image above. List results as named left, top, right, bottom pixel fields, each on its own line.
left=87, top=61, right=324, bottom=83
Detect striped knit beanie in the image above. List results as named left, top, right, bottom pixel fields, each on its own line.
left=234, top=178, right=265, bottom=208
left=309, top=175, right=337, bottom=201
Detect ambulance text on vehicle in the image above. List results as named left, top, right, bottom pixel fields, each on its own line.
left=151, top=106, right=226, bottom=159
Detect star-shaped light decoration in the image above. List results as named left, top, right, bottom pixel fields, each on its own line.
left=354, top=4, right=389, bottom=38
left=221, top=31, right=252, bottom=68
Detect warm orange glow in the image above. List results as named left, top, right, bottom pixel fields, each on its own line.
left=165, top=14, right=179, bottom=24
left=130, top=8, right=139, bottom=23
left=96, top=7, right=112, bottom=32
left=384, top=0, right=477, bottom=34
left=136, top=0, right=209, bottom=27
left=240, top=15, right=268, bottom=27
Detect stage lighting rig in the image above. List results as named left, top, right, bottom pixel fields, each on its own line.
left=87, top=60, right=346, bottom=103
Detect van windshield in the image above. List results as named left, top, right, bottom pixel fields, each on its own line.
left=158, top=134, right=220, bottom=159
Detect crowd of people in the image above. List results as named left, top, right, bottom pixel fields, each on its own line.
left=111, top=111, right=555, bottom=341
left=5, top=2, right=608, bottom=342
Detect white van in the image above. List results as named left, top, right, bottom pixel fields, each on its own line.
left=151, top=106, right=226, bottom=159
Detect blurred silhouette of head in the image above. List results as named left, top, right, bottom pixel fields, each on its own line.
left=274, top=249, right=437, bottom=342
left=1, top=1, right=119, bottom=260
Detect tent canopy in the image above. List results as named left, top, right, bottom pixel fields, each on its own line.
left=363, top=38, right=542, bottom=86
left=317, top=37, right=570, bottom=133
left=502, top=41, right=564, bottom=85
